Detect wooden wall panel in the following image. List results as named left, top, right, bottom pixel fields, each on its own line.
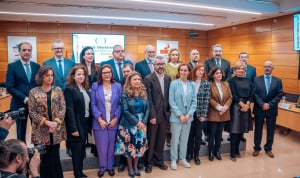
left=282, top=79, right=298, bottom=93
left=272, top=29, right=293, bottom=42
left=272, top=15, right=293, bottom=31
left=86, top=24, right=111, bottom=33
left=248, top=43, right=272, bottom=55
left=271, top=54, right=299, bottom=67
left=138, top=27, right=162, bottom=37
left=272, top=66, right=299, bottom=79
left=271, top=41, right=295, bottom=54
left=249, top=31, right=272, bottom=44
left=58, top=24, right=86, bottom=33
left=232, top=23, right=249, bottom=36
left=0, top=22, right=27, bottom=32
left=231, top=35, right=249, bottom=45
left=298, top=81, right=300, bottom=93
left=249, top=19, right=272, bottom=33
left=28, top=23, right=58, bottom=33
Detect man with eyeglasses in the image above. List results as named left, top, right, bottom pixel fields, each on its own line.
left=43, top=39, right=75, bottom=91
left=100, top=45, right=133, bottom=83
left=144, top=56, right=171, bottom=173
left=135, top=45, right=155, bottom=79
left=6, top=42, right=40, bottom=142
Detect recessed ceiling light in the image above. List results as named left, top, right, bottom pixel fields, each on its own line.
left=128, top=0, right=262, bottom=15
left=0, top=11, right=214, bottom=26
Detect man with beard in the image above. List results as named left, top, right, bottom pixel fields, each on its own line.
left=135, top=45, right=155, bottom=79
left=188, top=49, right=200, bottom=68
left=144, top=56, right=171, bottom=173
left=204, top=44, right=231, bottom=81
left=0, top=139, right=40, bottom=178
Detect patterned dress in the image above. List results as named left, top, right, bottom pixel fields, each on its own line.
left=118, top=96, right=148, bottom=158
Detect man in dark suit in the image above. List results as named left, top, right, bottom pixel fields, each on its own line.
left=253, top=61, right=282, bottom=158
left=204, top=44, right=231, bottom=80
left=100, top=45, right=133, bottom=83
left=144, top=56, right=171, bottom=173
left=43, top=39, right=75, bottom=91
left=188, top=49, right=200, bottom=68
left=135, top=45, right=155, bottom=79
left=5, top=42, right=40, bottom=142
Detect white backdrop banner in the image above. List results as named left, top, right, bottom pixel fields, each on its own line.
left=156, top=40, right=179, bottom=59
left=7, top=36, right=37, bottom=63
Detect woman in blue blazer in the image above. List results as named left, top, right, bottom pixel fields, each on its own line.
left=169, top=63, right=197, bottom=170
left=91, top=64, right=122, bottom=177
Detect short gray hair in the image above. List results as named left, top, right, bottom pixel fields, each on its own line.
left=52, top=39, right=65, bottom=49
left=212, top=44, right=223, bottom=52
left=154, top=55, right=165, bottom=64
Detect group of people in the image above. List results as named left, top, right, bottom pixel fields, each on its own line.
left=1, top=40, right=283, bottom=178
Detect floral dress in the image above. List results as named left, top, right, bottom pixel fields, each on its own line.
left=117, top=96, right=148, bottom=158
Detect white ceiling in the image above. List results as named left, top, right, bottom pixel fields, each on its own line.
left=0, top=0, right=300, bottom=30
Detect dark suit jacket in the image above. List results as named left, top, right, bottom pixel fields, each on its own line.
left=231, top=64, right=256, bottom=83
left=253, top=75, right=283, bottom=118
left=64, top=86, right=92, bottom=143
left=6, top=60, right=40, bottom=110
left=100, top=58, right=133, bottom=83
left=204, top=58, right=231, bottom=81
left=43, top=57, right=75, bottom=90
left=144, top=73, right=171, bottom=122
left=135, top=59, right=152, bottom=79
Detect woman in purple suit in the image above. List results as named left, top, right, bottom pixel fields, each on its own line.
left=91, top=64, right=122, bottom=177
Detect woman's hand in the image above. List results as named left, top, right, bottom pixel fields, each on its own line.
left=184, top=114, right=191, bottom=122
left=46, top=121, right=58, bottom=133
left=71, top=131, right=79, bottom=137
left=108, top=117, right=117, bottom=128
left=137, top=121, right=145, bottom=129
left=200, top=117, right=205, bottom=122
left=98, top=117, right=108, bottom=130
left=179, top=114, right=185, bottom=123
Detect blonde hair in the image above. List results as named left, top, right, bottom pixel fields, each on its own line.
left=167, top=48, right=181, bottom=63
left=124, top=72, right=147, bottom=100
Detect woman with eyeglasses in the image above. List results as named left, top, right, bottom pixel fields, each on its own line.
left=91, top=64, right=122, bottom=177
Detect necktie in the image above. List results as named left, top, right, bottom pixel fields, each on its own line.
left=266, top=76, right=271, bottom=94
left=149, top=61, right=153, bottom=73
left=118, top=62, right=124, bottom=81
left=25, top=63, right=31, bottom=82
left=58, top=60, right=63, bottom=79
left=216, top=60, right=221, bottom=67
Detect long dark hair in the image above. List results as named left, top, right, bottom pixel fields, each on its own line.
left=35, top=66, right=55, bottom=86
left=66, top=64, right=89, bottom=90
left=80, top=46, right=96, bottom=72
left=207, top=67, right=225, bottom=82
left=97, top=64, right=115, bottom=84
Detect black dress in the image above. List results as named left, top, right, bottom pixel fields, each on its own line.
left=227, top=76, right=253, bottom=134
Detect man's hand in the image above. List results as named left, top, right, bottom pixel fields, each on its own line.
left=150, top=118, right=156, bottom=125
left=262, top=103, right=270, bottom=110
left=29, top=150, right=40, bottom=177
left=71, top=131, right=79, bottom=137
left=0, top=114, right=15, bottom=130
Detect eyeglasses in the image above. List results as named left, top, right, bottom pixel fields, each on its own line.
left=102, top=71, right=111, bottom=75
left=53, top=48, right=64, bottom=51
left=154, top=63, right=165, bottom=66
left=113, top=50, right=124, bottom=53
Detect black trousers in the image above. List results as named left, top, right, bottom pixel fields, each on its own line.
left=230, top=133, right=242, bottom=157
left=146, top=118, right=168, bottom=164
left=40, top=144, right=63, bottom=178
left=187, top=114, right=204, bottom=157
left=70, top=141, right=85, bottom=178
left=208, top=121, right=225, bottom=153
left=254, top=113, right=277, bottom=152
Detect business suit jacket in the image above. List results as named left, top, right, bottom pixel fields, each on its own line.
left=135, top=59, right=152, bottom=79
left=64, top=86, right=92, bottom=143
left=231, top=64, right=256, bottom=83
left=253, top=75, right=283, bottom=118
left=100, top=58, right=133, bottom=83
left=28, top=86, right=66, bottom=145
left=120, top=92, right=150, bottom=129
left=169, top=79, right=197, bottom=123
left=204, top=58, right=231, bottom=80
left=6, top=60, right=40, bottom=110
left=43, top=57, right=75, bottom=90
left=195, top=80, right=211, bottom=119
left=208, top=81, right=232, bottom=122
left=144, top=73, right=171, bottom=122
left=91, top=82, right=122, bottom=131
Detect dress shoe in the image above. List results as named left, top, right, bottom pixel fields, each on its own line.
left=252, top=150, right=259, bottom=157
left=179, top=159, right=191, bottom=168
left=154, top=163, right=168, bottom=170
left=80, top=172, right=88, bottom=177
left=208, top=152, right=214, bottom=161
left=235, top=153, right=242, bottom=158
left=145, top=164, right=152, bottom=173
left=128, top=169, right=135, bottom=178
left=265, top=151, right=275, bottom=158
left=107, top=169, right=115, bottom=176
left=240, top=137, right=246, bottom=142
left=137, top=163, right=143, bottom=170
left=134, top=169, right=141, bottom=176
left=118, top=164, right=126, bottom=172
left=170, top=160, right=177, bottom=170
left=98, top=171, right=105, bottom=177
left=194, top=156, right=201, bottom=165
left=215, top=151, right=222, bottom=160
left=200, top=139, right=206, bottom=145
left=230, top=157, right=237, bottom=162
left=186, top=154, right=192, bottom=162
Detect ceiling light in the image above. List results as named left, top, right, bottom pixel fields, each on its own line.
left=128, top=0, right=262, bottom=15
left=0, top=11, right=214, bottom=26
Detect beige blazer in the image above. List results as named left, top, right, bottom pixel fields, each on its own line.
left=208, top=81, right=232, bottom=122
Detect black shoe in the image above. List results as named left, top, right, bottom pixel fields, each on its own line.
left=91, top=145, right=98, bottom=157
left=137, top=163, right=143, bottom=170
left=80, top=172, right=88, bottom=177
left=215, top=151, right=222, bottom=160
left=154, top=162, right=168, bottom=170
left=186, top=154, right=192, bottom=162
left=145, top=164, right=152, bottom=173
left=134, top=169, right=141, bottom=176
left=194, top=156, right=201, bottom=165
left=107, top=169, right=115, bottom=176
left=98, top=171, right=105, bottom=177
left=240, top=137, right=246, bottom=142
left=200, top=140, right=206, bottom=145
left=208, top=152, right=214, bottom=161
left=118, top=164, right=126, bottom=172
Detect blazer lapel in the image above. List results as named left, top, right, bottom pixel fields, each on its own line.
left=17, top=60, right=29, bottom=83
left=98, top=84, right=105, bottom=106
left=111, top=84, right=116, bottom=106
left=151, top=74, right=163, bottom=97
left=63, top=59, right=70, bottom=79
left=212, top=82, right=222, bottom=103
